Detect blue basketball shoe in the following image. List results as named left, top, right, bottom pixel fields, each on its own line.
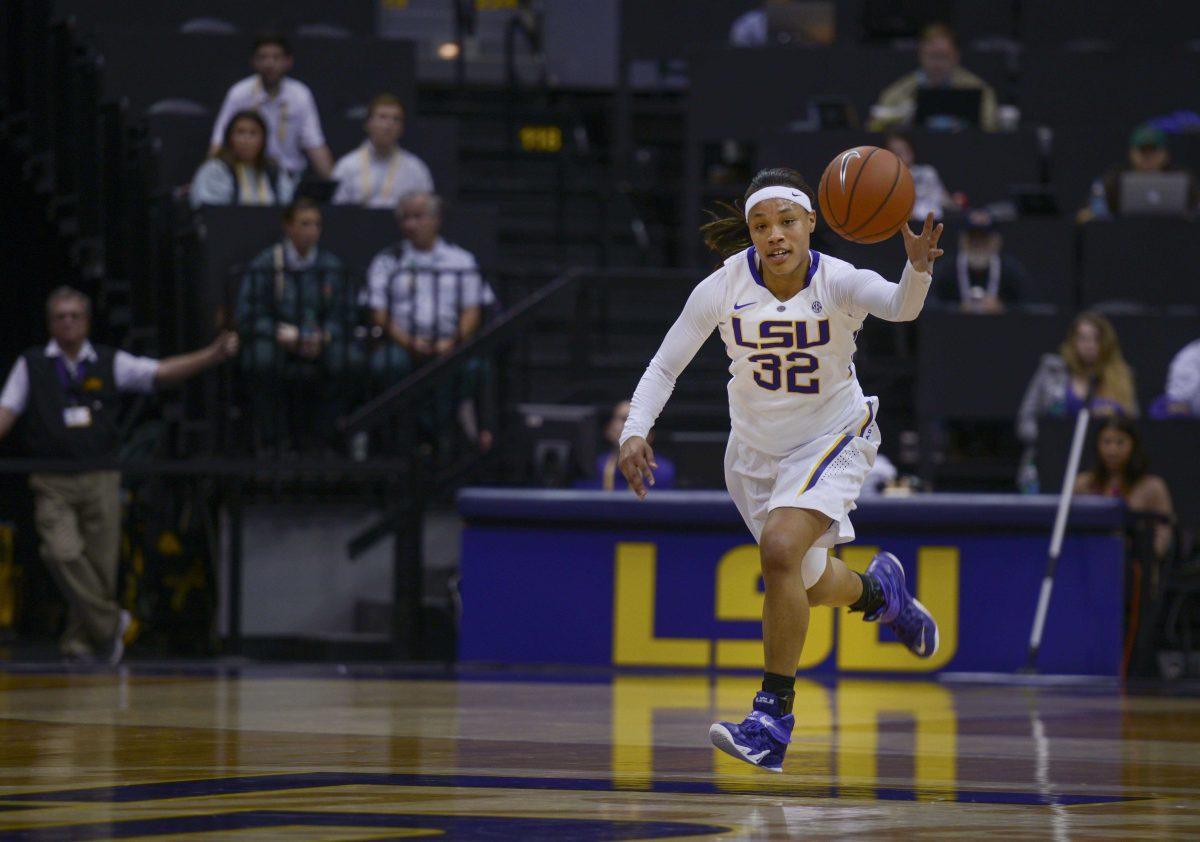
left=708, top=691, right=794, bottom=773
left=864, top=551, right=939, bottom=658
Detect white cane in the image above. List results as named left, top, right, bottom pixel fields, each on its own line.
left=1023, top=391, right=1094, bottom=672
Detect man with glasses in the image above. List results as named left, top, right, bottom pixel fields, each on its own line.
left=0, top=288, right=238, bottom=664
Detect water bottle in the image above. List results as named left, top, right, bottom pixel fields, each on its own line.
left=1018, top=453, right=1039, bottom=495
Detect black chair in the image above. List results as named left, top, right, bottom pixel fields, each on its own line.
left=1018, top=0, right=1194, bottom=47
left=1046, top=123, right=1128, bottom=214
left=91, top=27, right=417, bottom=124
left=982, top=217, right=1075, bottom=309
left=1020, top=48, right=1200, bottom=129
left=146, top=110, right=211, bottom=189
left=57, top=0, right=376, bottom=38
left=1079, top=220, right=1200, bottom=309
left=917, top=310, right=1069, bottom=486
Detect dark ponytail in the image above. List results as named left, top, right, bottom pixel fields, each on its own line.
left=699, top=167, right=815, bottom=260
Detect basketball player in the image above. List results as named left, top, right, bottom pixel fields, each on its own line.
left=618, top=167, right=943, bottom=772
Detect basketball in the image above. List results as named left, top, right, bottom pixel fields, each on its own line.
left=818, top=146, right=915, bottom=243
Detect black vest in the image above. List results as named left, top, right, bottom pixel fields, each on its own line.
left=22, top=346, right=122, bottom=459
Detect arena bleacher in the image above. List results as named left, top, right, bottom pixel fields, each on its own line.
left=1, top=0, right=1198, bottom=665
left=6, top=1, right=1200, bottom=835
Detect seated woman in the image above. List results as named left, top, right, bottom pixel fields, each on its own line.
left=1075, top=416, right=1174, bottom=559
left=884, top=132, right=954, bottom=222
left=1017, top=311, right=1138, bottom=490
left=189, top=110, right=295, bottom=209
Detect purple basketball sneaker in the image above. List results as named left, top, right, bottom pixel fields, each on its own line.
left=708, top=691, right=794, bottom=772
left=864, top=551, right=939, bottom=659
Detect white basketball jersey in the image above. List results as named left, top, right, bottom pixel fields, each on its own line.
left=715, top=246, right=870, bottom=456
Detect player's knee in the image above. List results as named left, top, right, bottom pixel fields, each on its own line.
left=759, top=532, right=806, bottom=578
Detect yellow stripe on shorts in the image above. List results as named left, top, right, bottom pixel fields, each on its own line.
left=857, top=401, right=875, bottom=437
left=797, top=434, right=852, bottom=496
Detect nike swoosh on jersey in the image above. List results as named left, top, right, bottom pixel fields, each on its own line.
left=733, top=300, right=756, bottom=310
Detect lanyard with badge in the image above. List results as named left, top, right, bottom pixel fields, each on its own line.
left=359, top=144, right=402, bottom=204
left=252, top=78, right=289, bottom=147
left=235, top=163, right=270, bottom=204
left=55, top=357, right=93, bottom=428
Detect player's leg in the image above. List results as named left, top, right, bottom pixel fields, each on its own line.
left=804, top=551, right=862, bottom=607
left=708, top=506, right=829, bottom=773
left=758, top=506, right=831, bottom=676
left=784, top=412, right=939, bottom=660
left=807, top=550, right=939, bottom=659
left=711, top=439, right=809, bottom=772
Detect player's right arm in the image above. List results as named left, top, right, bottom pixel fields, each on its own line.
left=618, top=270, right=725, bottom=498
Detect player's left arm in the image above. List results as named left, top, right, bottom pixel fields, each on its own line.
left=831, top=214, right=943, bottom=322
left=900, top=212, right=944, bottom=275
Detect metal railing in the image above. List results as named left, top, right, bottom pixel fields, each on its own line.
left=223, top=260, right=501, bottom=461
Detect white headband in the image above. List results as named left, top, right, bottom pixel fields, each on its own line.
left=744, top=185, right=813, bottom=221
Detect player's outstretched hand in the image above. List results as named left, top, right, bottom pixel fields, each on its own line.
left=901, top=212, right=945, bottom=274
left=618, top=435, right=657, bottom=500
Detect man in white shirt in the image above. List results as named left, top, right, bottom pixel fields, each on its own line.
left=332, top=93, right=434, bottom=209
left=365, top=192, right=495, bottom=447
left=0, top=288, right=239, bottom=664
left=209, top=33, right=334, bottom=178
left=366, top=193, right=491, bottom=363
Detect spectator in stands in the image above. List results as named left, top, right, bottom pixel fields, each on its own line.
left=1077, top=125, right=1200, bottom=223
left=209, top=33, right=333, bottom=179
left=235, top=198, right=359, bottom=452
left=1017, top=312, right=1138, bottom=490
left=1159, top=337, right=1200, bottom=416
left=932, top=210, right=1031, bottom=312
left=869, top=23, right=998, bottom=132
left=190, top=110, right=295, bottom=209
left=332, top=94, right=434, bottom=209
left=884, top=133, right=954, bottom=221
left=1075, top=417, right=1174, bottom=558
left=580, top=400, right=675, bottom=491
left=365, top=192, right=494, bottom=448
left=0, top=288, right=238, bottom=663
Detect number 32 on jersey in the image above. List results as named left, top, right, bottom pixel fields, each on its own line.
left=732, top=317, right=830, bottom=394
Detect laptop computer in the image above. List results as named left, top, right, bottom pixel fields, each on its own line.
left=914, top=88, right=982, bottom=129
left=1118, top=171, right=1190, bottom=215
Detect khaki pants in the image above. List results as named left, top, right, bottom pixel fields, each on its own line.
left=29, top=471, right=122, bottom=655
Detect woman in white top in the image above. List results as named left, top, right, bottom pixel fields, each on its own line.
left=189, top=110, right=295, bottom=210
left=618, top=166, right=944, bottom=772
left=885, top=132, right=953, bottom=221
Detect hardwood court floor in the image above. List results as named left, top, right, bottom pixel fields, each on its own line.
left=1, top=664, right=1199, bottom=839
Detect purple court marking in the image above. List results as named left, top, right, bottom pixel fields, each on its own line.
left=4, top=772, right=1142, bottom=807
left=0, top=810, right=731, bottom=841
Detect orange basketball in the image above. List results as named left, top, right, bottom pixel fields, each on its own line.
left=818, top=146, right=915, bottom=244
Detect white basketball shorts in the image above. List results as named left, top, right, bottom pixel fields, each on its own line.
left=724, top=397, right=881, bottom=585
